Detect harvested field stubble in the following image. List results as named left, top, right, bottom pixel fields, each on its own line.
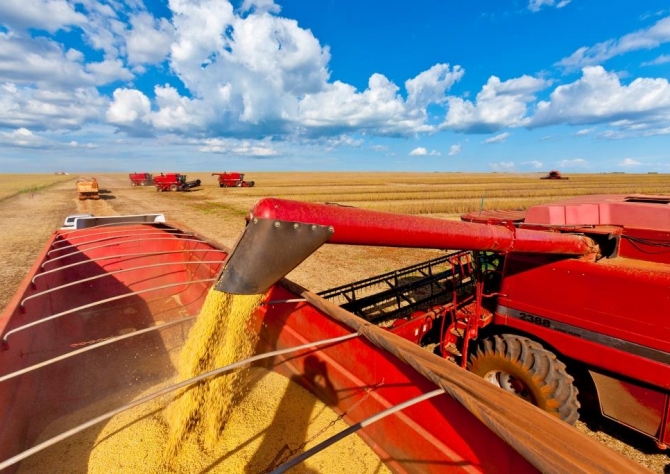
left=3, top=172, right=670, bottom=473
left=0, top=174, right=74, bottom=201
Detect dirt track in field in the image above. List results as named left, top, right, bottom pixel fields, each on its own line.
left=0, top=173, right=667, bottom=473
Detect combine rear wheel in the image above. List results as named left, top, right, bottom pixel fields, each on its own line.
left=468, top=334, right=580, bottom=424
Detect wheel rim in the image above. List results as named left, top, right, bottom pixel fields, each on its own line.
left=483, top=370, right=534, bottom=402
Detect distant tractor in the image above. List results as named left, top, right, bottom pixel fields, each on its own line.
left=129, top=173, right=153, bottom=186
left=212, top=172, right=255, bottom=188
left=541, top=170, right=569, bottom=180
left=153, top=173, right=201, bottom=192
left=76, top=178, right=100, bottom=200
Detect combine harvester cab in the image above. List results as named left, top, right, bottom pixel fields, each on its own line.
left=0, top=210, right=647, bottom=473
left=212, top=172, right=255, bottom=187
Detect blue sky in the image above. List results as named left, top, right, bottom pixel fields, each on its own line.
left=1, top=0, right=670, bottom=173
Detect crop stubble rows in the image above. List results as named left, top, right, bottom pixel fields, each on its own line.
left=0, top=171, right=668, bottom=472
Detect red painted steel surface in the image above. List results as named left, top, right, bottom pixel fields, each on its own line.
left=460, top=209, right=527, bottom=224
left=212, top=172, right=254, bottom=187
left=499, top=254, right=670, bottom=384
left=128, top=172, right=153, bottom=185
left=258, top=285, right=536, bottom=473
left=525, top=194, right=670, bottom=231
left=0, top=223, right=224, bottom=472
left=0, top=221, right=541, bottom=474
left=250, top=198, right=598, bottom=255
left=240, top=195, right=670, bottom=448
left=495, top=249, right=670, bottom=444
left=0, top=211, right=655, bottom=473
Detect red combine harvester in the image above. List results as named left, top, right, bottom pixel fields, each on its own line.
left=153, top=173, right=201, bottom=192
left=128, top=172, right=153, bottom=186
left=218, top=194, right=670, bottom=449
left=212, top=172, right=255, bottom=187
left=0, top=210, right=646, bottom=473
left=541, top=170, right=568, bottom=179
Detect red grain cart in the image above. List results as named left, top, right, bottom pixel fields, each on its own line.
left=212, top=172, right=255, bottom=187
left=0, top=214, right=643, bottom=473
left=129, top=173, right=153, bottom=186
left=218, top=194, right=670, bottom=450
left=153, top=173, right=201, bottom=192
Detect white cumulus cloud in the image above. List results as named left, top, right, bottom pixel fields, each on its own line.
left=532, top=67, right=670, bottom=137
left=86, top=59, right=134, bottom=85
left=106, top=88, right=151, bottom=128
left=126, top=12, right=175, bottom=65
left=409, top=147, right=427, bottom=156
left=618, top=157, right=641, bottom=166
left=448, top=144, right=462, bottom=156
left=0, top=0, right=86, bottom=32
left=199, top=138, right=278, bottom=156
left=0, top=83, right=107, bottom=130
left=442, top=75, right=550, bottom=133
left=405, top=63, right=464, bottom=108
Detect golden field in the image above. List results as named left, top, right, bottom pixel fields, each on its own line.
left=88, top=170, right=670, bottom=217
left=0, top=171, right=668, bottom=473
left=0, top=174, right=74, bottom=202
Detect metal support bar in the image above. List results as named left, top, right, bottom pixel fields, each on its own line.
left=53, top=228, right=181, bottom=246
left=0, top=332, right=360, bottom=471
left=0, top=316, right=196, bottom=383
left=31, top=249, right=227, bottom=285
left=3, top=278, right=217, bottom=345
left=42, top=237, right=204, bottom=268
left=48, top=232, right=194, bottom=255
left=270, top=388, right=445, bottom=474
left=21, top=260, right=226, bottom=308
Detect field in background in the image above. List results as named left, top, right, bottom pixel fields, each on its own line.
left=0, top=171, right=669, bottom=472
left=130, top=171, right=670, bottom=217
left=0, top=174, right=74, bottom=202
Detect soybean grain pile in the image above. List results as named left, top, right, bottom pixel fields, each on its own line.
left=18, top=288, right=389, bottom=473
left=2, top=172, right=670, bottom=473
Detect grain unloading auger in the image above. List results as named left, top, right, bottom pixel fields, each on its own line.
left=216, top=197, right=598, bottom=295
left=218, top=195, right=670, bottom=452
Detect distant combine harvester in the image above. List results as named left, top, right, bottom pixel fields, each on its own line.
left=541, top=170, right=568, bottom=180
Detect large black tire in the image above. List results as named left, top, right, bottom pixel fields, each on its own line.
left=468, top=334, right=580, bottom=424
left=169, top=184, right=178, bottom=192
